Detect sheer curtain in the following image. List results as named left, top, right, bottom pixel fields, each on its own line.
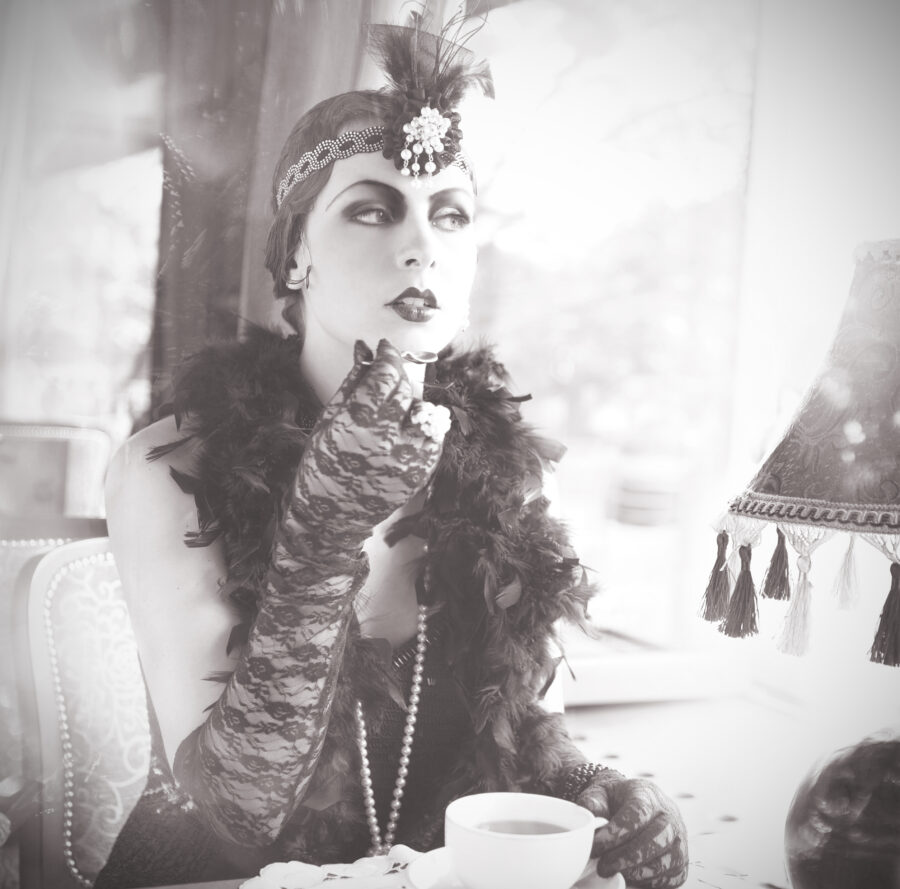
left=150, top=0, right=270, bottom=408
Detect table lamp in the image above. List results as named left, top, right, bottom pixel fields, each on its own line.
left=701, top=238, right=900, bottom=666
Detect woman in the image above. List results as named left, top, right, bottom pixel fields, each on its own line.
left=98, top=15, right=688, bottom=889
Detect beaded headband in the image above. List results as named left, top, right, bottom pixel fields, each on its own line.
left=275, top=110, right=470, bottom=209
left=276, top=126, right=384, bottom=208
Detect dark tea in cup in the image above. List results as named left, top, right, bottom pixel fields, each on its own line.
left=445, top=792, right=602, bottom=889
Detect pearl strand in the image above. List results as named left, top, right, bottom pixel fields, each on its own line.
left=356, top=604, right=428, bottom=856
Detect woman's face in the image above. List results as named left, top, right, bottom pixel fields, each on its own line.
left=295, top=150, right=477, bottom=357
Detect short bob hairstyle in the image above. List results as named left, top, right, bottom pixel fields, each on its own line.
left=264, top=90, right=401, bottom=300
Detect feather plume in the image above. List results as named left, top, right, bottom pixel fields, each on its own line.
left=368, top=9, right=494, bottom=107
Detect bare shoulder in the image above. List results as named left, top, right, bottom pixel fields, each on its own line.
left=106, top=415, right=201, bottom=531
left=105, top=416, right=226, bottom=609
left=106, top=415, right=190, bottom=505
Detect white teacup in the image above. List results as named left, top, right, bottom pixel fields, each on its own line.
left=444, top=792, right=601, bottom=889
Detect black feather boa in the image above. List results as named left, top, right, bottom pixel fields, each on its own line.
left=154, top=328, right=596, bottom=855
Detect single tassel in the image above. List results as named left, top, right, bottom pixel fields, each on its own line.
left=701, top=530, right=731, bottom=621
left=761, top=526, right=791, bottom=600
left=870, top=562, right=900, bottom=667
left=778, top=555, right=813, bottom=656
left=720, top=544, right=758, bottom=637
left=832, top=534, right=859, bottom=609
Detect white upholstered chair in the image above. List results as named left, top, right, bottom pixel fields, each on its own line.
left=15, top=537, right=150, bottom=889
left=1, top=521, right=107, bottom=772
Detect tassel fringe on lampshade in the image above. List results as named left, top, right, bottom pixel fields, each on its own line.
left=701, top=530, right=731, bottom=622
left=761, top=526, right=791, bottom=601
left=832, top=534, right=859, bottom=609
left=720, top=544, right=758, bottom=638
left=870, top=562, right=900, bottom=665
left=701, top=240, right=900, bottom=666
left=713, top=514, right=764, bottom=638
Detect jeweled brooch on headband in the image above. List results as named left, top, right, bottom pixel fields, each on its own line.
left=400, top=106, right=451, bottom=177
left=381, top=89, right=463, bottom=181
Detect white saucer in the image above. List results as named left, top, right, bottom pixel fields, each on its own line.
left=406, top=848, right=627, bottom=889
left=407, top=848, right=464, bottom=889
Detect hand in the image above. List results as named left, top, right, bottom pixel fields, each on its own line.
left=291, top=338, right=449, bottom=551
left=576, top=771, right=688, bottom=889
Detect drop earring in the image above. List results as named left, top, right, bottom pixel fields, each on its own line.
left=286, top=264, right=311, bottom=291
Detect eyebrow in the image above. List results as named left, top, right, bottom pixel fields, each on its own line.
left=325, top=179, right=473, bottom=210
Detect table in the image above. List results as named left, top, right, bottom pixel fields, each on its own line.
left=148, top=853, right=630, bottom=889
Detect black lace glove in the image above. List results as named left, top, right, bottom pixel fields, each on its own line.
left=569, top=766, right=689, bottom=888
left=174, top=339, right=451, bottom=845
left=280, top=337, right=449, bottom=576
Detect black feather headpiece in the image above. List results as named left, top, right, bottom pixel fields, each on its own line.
left=369, top=9, right=493, bottom=178
left=275, top=9, right=493, bottom=206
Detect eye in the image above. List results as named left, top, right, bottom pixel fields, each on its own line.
left=432, top=206, right=472, bottom=232
left=349, top=205, right=393, bottom=225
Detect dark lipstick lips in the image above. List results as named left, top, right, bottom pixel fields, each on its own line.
left=388, top=287, right=438, bottom=308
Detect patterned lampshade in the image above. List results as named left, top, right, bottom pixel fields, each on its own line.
left=701, top=239, right=900, bottom=665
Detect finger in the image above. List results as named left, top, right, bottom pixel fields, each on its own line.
left=591, top=786, right=661, bottom=852
left=593, top=812, right=673, bottom=875
left=634, top=831, right=687, bottom=870
left=331, top=339, right=405, bottom=413
left=618, top=850, right=688, bottom=889
left=343, top=372, right=412, bottom=434
left=578, top=786, right=611, bottom=820
left=355, top=340, right=408, bottom=408
left=378, top=367, right=415, bottom=423
left=354, top=339, right=374, bottom=366
left=372, top=338, right=407, bottom=377
left=328, top=340, right=375, bottom=407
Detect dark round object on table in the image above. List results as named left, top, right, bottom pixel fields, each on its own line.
left=784, top=736, right=900, bottom=889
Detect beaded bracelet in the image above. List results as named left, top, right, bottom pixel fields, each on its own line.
left=560, top=762, right=617, bottom=802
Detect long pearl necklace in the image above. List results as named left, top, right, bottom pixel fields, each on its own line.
left=356, top=604, right=428, bottom=856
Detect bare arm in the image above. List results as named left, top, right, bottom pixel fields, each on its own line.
left=106, top=415, right=239, bottom=765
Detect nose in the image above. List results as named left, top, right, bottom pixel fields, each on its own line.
left=395, top=213, right=437, bottom=269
